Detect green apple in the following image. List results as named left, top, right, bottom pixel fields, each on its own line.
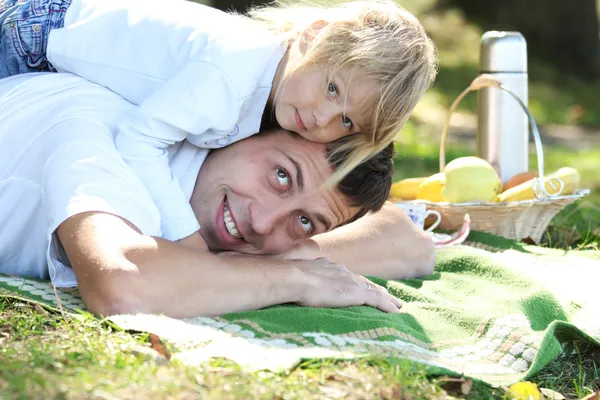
left=442, top=156, right=501, bottom=203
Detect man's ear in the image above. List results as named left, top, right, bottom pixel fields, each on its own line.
left=299, top=20, right=328, bottom=53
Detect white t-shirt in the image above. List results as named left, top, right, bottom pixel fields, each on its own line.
left=0, top=73, right=208, bottom=288
left=47, top=0, right=286, bottom=241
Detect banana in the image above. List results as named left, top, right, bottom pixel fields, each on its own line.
left=389, top=177, right=428, bottom=200
left=417, top=173, right=446, bottom=202
left=495, top=167, right=580, bottom=202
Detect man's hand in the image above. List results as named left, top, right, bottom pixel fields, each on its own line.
left=292, top=258, right=402, bottom=313
left=218, top=250, right=402, bottom=313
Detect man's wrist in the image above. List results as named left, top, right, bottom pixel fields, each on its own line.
left=268, top=261, right=310, bottom=305
left=283, top=239, right=321, bottom=261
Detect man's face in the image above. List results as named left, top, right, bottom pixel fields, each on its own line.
left=190, top=130, right=359, bottom=254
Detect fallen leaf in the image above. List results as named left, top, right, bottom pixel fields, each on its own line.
left=379, top=384, right=402, bottom=400
left=437, top=377, right=473, bottom=396
left=391, top=384, right=402, bottom=398
left=520, top=237, right=537, bottom=245
left=148, top=333, right=171, bottom=360
left=582, top=392, right=599, bottom=400
left=33, top=303, right=48, bottom=315
left=540, top=387, right=566, bottom=400
left=325, top=374, right=344, bottom=382
left=461, top=379, right=473, bottom=395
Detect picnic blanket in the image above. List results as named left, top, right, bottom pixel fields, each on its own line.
left=1, top=232, right=599, bottom=386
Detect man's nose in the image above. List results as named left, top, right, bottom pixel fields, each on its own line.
left=249, top=200, right=290, bottom=237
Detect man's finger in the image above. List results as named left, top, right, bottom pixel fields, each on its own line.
left=371, top=281, right=389, bottom=293
left=364, top=289, right=401, bottom=313
left=367, top=281, right=401, bottom=309
left=390, top=295, right=403, bottom=309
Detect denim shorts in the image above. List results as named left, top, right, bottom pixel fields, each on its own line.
left=0, top=0, right=71, bottom=79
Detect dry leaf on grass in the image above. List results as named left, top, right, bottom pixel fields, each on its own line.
left=437, top=377, right=473, bottom=395
left=582, top=392, right=599, bottom=400
left=539, top=387, right=566, bottom=400
left=520, top=236, right=537, bottom=245
left=33, top=303, right=48, bottom=315
left=148, top=333, right=171, bottom=360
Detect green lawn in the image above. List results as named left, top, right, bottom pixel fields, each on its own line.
left=1, top=297, right=599, bottom=399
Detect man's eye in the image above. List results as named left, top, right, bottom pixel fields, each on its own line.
left=327, top=82, right=338, bottom=97
left=342, top=115, right=353, bottom=130
left=299, top=215, right=312, bottom=233
left=276, top=168, right=290, bottom=188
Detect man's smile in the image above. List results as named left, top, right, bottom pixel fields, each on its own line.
left=215, top=196, right=246, bottom=247
left=223, top=197, right=242, bottom=239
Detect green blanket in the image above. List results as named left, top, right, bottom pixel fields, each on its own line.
left=1, top=232, right=599, bottom=386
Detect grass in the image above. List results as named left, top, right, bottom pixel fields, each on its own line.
left=1, top=297, right=599, bottom=399
left=1, top=298, right=493, bottom=400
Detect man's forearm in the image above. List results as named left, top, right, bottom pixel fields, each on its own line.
left=291, top=202, right=436, bottom=280
left=123, top=238, right=308, bottom=317
left=59, top=212, right=304, bottom=318
left=59, top=212, right=402, bottom=318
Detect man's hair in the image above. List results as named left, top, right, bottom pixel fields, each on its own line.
left=326, top=137, right=394, bottom=223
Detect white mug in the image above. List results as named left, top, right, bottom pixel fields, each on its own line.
left=394, top=203, right=442, bottom=232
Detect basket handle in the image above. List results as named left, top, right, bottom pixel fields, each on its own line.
left=439, top=74, right=564, bottom=199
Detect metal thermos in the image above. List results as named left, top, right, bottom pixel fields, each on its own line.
left=477, top=31, right=529, bottom=182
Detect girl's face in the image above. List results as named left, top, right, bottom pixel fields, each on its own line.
left=271, top=36, right=377, bottom=143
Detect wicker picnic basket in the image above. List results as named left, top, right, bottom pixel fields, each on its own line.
left=411, top=75, right=589, bottom=243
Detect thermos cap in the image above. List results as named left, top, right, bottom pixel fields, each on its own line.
left=480, top=31, right=527, bottom=73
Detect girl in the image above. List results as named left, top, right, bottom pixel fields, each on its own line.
left=0, top=0, right=437, bottom=242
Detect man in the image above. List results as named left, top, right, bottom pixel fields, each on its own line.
left=0, top=73, right=435, bottom=318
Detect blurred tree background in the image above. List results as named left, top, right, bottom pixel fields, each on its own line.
left=206, top=0, right=600, bottom=127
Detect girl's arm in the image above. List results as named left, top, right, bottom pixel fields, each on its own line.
left=115, top=61, right=241, bottom=241
left=282, top=202, right=436, bottom=280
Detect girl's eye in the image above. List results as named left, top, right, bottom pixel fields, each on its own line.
left=299, top=215, right=312, bottom=233
left=276, top=168, right=290, bottom=188
left=342, top=115, right=353, bottom=130
left=327, top=82, right=338, bottom=97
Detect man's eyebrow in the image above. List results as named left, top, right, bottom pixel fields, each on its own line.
left=280, top=151, right=304, bottom=191
left=315, top=213, right=332, bottom=232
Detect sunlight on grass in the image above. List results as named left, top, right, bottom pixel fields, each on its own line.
left=1, top=299, right=472, bottom=399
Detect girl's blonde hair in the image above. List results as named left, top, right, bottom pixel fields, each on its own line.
left=247, top=0, right=438, bottom=183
